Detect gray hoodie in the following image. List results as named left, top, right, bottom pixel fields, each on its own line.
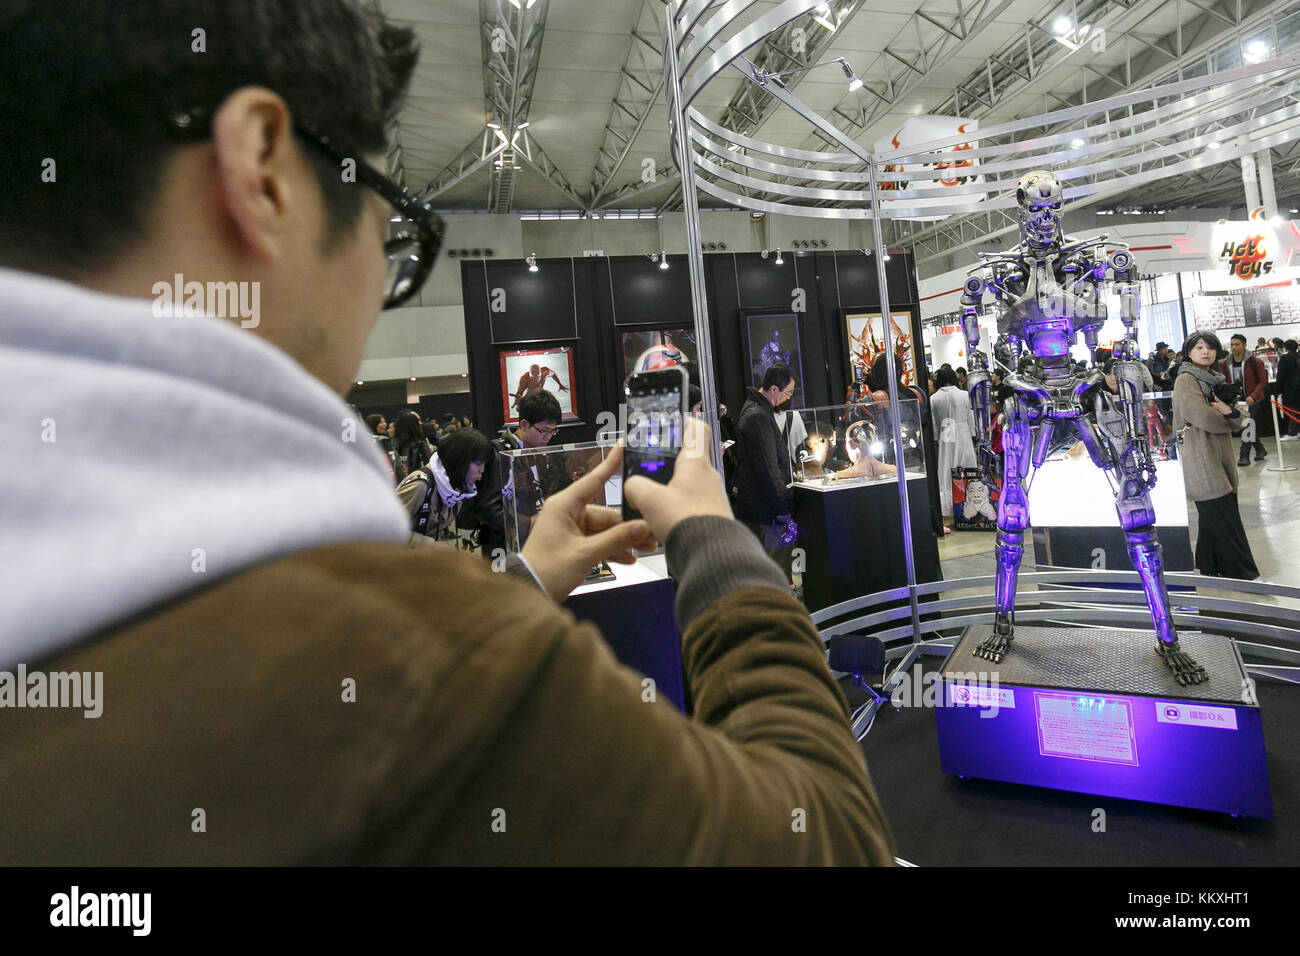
left=0, top=268, right=410, bottom=668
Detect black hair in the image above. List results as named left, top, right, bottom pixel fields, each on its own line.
left=392, top=410, right=424, bottom=453
left=1182, top=330, right=1224, bottom=363
left=517, top=390, right=562, bottom=427
left=436, top=428, right=493, bottom=492
left=760, top=362, right=794, bottom=390
left=1285, top=339, right=1298, bottom=353
left=364, top=413, right=384, bottom=435
left=1230, top=333, right=1247, bottom=345
left=420, top=422, right=439, bottom=443
left=0, top=0, right=418, bottom=273
left=688, top=384, right=703, bottom=410
left=934, top=366, right=959, bottom=388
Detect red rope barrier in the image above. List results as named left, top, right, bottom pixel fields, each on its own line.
left=1270, top=397, right=1300, bottom=425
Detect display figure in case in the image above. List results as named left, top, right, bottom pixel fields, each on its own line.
left=961, top=170, right=1206, bottom=686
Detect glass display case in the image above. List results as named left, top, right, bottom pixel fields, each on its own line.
left=497, top=440, right=619, bottom=554
left=783, top=394, right=928, bottom=488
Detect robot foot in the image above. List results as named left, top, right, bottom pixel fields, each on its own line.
left=1155, top=641, right=1208, bottom=687
left=973, top=631, right=1013, bottom=664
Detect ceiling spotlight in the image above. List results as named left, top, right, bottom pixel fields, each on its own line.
left=506, top=0, right=539, bottom=8
left=1208, top=141, right=1221, bottom=149
left=659, top=250, right=669, bottom=270
left=1053, top=16, right=1073, bottom=35
left=775, top=247, right=784, bottom=265
left=1245, top=40, right=1269, bottom=62
left=356, top=381, right=364, bottom=386
left=410, top=376, right=417, bottom=382
left=526, top=253, right=538, bottom=273
left=838, top=58, right=864, bottom=92
left=1291, top=208, right=1299, bottom=214
left=486, top=121, right=501, bottom=130
left=516, top=121, right=530, bottom=130
left=1071, top=137, right=1084, bottom=148
left=883, top=253, right=892, bottom=261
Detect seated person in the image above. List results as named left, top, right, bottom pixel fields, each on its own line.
left=826, top=423, right=897, bottom=480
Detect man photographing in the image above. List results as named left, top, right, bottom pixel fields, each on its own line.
left=0, top=0, right=893, bottom=865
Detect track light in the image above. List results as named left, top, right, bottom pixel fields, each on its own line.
left=775, top=247, right=784, bottom=265
left=838, top=58, right=863, bottom=92
left=659, top=250, right=669, bottom=270
left=516, top=121, right=530, bottom=130
left=526, top=253, right=538, bottom=273
left=486, top=121, right=501, bottom=130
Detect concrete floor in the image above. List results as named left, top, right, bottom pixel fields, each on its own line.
left=936, top=439, right=1300, bottom=612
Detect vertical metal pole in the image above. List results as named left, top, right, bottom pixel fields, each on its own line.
left=867, top=162, right=923, bottom=645
left=665, top=4, right=721, bottom=470
left=1267, top=399, right=1297, bottom=472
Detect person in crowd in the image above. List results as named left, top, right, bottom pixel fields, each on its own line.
left=954, top=365, right=968, bottom=391
left=991, top=367, right=1014, bottom=407
left=1219, top=333, right=1268, bottom=466
left=440, top=413, right=460, bottom=435
left=1149, top=341, right=1175, bottom=387
left=1, top=0, right=896, bottom=867
left=391, top=409, right=432, bottom=479
left=466, top=390, right=564, bottom=557
left=773, top=393, right=808, bottom=467
left=395, top=428, right=493, bottom=539
left=365, top=413, right=387, bottom=439
left=1173, top=332, right=1260, bottom=580
left=735, top=363, right=798, bottom=563
left=930, top=365, right=978, bottom=532
left=1256, top=336, right=1269, bottom=352
left=1279, top=339, right=1300, bottom=441
left=421, top=419, right=440, bottom=448
left=460, top=416, right=473, bottom=429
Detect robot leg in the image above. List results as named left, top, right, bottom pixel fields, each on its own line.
left=974, top=402, right=1033, bottom=664
left=1116, top=485, right=1208, bottom=686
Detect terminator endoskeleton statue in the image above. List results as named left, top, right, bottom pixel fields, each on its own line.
left=961, top=170, right=1206, bottom=686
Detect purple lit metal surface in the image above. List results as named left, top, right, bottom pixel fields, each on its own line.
left=935, top=629, right=1273, bottom=818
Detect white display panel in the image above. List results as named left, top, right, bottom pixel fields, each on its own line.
left=1027, top=455, right=1188, bottom=528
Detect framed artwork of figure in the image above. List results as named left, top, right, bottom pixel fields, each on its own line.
left=745, top=312, right=805, bottom=408
left=499, top=346, right=578, bottom=424
left=845, top=311, right=917, bottom=386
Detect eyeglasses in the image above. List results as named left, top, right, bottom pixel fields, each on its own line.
left=168, top=106, right=444, bottom=309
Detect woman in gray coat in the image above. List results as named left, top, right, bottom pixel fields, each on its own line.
left=1172, top=331, right=1259, bottom=579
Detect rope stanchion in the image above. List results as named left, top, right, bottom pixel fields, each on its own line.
left=1268, top=398, right=1298, bottom=473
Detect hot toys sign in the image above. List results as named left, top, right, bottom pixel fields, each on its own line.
left=874, top=116, right=982, bottom=222
left=1211, top=221, right=1278, bottom=283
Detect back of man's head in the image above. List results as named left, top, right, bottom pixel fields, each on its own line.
left=1, top=1, right=417, bottom=274
left=760, top=363, right=794, bottom=391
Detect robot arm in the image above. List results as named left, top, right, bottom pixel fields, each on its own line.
left=961, top=275, right=999, bottom=475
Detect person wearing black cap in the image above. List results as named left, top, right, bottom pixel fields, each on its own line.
left=1149, top=341, right=1174, bottom=388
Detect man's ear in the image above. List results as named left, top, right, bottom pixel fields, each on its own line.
left=210, top=87, right=297, bottom=262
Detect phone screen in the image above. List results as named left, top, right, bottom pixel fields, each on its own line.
left=622, top=368, right=686, bottom=521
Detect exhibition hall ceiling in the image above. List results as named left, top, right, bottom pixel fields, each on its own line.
left=381, top=0, right=1300, bottom=242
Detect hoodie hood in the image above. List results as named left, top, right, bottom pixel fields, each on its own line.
left=0, top=268, right=410, bottom=668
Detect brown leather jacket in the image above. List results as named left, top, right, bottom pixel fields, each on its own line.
left=0, top=524, right=895, bottom=865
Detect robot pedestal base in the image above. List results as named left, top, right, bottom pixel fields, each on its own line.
left=934, top=626, right=1272, bottom=818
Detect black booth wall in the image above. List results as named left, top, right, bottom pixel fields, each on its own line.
left=461, top=251, right=926, bottom=443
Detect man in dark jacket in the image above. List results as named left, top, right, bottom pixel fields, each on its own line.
left=1219, top=333, right=1269, bottom=465
left=466, top=390, right=563, bottom=557
left=735, top=363, right=797, bottom=558
left=0, top=0, right=895, bottom=865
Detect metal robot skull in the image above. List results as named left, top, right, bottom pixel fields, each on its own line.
left=960, top=169, right=1206, bottom=686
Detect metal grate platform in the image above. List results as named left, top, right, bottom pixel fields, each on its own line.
left=943, top=626, right=1250, bottom=704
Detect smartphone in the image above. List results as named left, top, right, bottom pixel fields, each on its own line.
left=622, top=365, right=688, bottom=521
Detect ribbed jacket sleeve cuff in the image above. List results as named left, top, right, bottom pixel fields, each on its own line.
left=665, top=515, right=791, bottom=633
left=505, top=553, right=548, bottom=597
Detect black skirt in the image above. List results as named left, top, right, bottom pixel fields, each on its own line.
left=1194, top=492, right=1260, bottom=580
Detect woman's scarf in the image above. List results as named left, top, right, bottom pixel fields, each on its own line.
left=1174, top=362, right=1224, bottom=432
left=431, top=453, right=477, bottom=507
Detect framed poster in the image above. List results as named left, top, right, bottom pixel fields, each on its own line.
left=745, top=312, right=805, bottom=408
left=621, top=328, right=700, bottom=381
left=499, top=346, right=578, bottom=424
left=952, top=467, right=1001, bottom=531
left=845, top=311, right=917, bottom=387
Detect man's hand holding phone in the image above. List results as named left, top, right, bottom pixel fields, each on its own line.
left=624, top=418, right=733, bottom=541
